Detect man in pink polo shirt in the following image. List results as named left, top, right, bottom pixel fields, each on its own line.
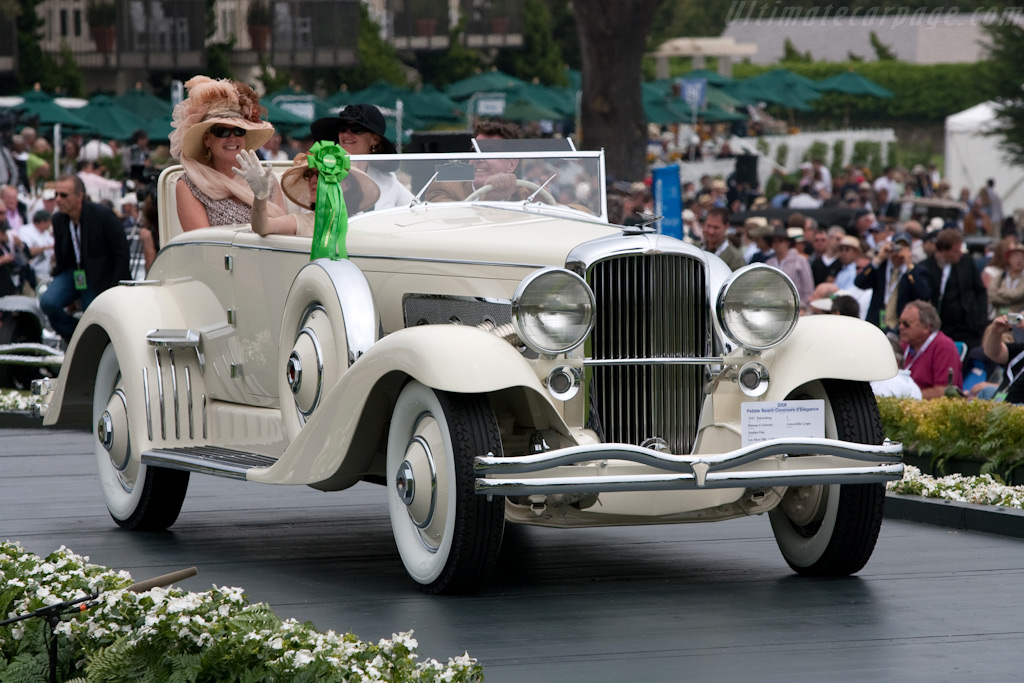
left=899, top=300, right=963, bottom=398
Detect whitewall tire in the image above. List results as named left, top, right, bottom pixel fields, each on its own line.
left=386, top=381, right=504, bottom=594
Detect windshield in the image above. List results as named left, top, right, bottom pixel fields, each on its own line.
left=340, top=151, right=607, bottom=220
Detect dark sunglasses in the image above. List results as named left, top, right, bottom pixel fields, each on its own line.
left=336, top=122, right=369, bottom=135
left=57, top=192, right=71, bottom=198
left=302, top=169, right=319, bottom=181
left=210, top=126, right=247, bottom=138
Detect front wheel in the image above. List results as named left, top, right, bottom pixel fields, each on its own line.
left=386, top=381, right=505, bottom=594
left=769, top=380, right=886, bottom=577
left=93, top=343, right=189, bottom=530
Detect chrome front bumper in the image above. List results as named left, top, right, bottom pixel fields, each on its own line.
left=474, top=437, right=904, bottom=496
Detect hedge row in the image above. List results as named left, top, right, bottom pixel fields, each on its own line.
left=730, top=61, right=997, bottom=124
left=877, top=396, right=1024, bottom=478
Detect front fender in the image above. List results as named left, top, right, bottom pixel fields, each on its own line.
left=760, top=314, right=897, bottom=401
left=695, top=315, right=895, bottom=455
left=42, top=285, right=190, bottom=427
left=249, top=324, right=569, bottom=486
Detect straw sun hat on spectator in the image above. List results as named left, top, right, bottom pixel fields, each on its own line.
left=280, top=152, right=380, bottom=213
left=840, top=234, right=863, bottom=252
left=170, top=76, right=274, bottom=163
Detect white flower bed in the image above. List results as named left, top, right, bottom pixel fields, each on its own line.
left=0, top=389, right=32, bottom=412
left=0, top=542, right=481, bottom=682
left=888, top=465, right=1024, bottom=510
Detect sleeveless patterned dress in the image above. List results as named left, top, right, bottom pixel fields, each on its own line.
left=183, top=173, right=278, bottom=226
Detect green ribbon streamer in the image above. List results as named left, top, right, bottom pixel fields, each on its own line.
left=307, top=141, right=350, bottom=261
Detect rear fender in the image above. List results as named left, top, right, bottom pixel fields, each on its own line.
left=42, top=285, right=197, bottom=432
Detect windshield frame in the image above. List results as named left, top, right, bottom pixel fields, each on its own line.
left=345, top=150, right=608, bottom=221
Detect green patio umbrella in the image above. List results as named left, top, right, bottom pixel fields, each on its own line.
left=815, top=71, right=894, bottom=126
left=701, top=105, right=748, bottom=123
left=412, top=85, right=463, bottom=122
left=728, top=79, right=813, bottom=111
left=143, top=115, right=173, bottom=142
left=815, top=72, right=894, bottom=98
left=76, top=95, right=149, bottom=140
left=324, top=87, right=357, bottom=110
left=643, top=95, right=693, bottom=125
left=500, top=96, right=563, bottom=122
left=112, top=87, right=172, bottom=120
left=14, top=90, right=91, bottom=129
left=445, top=69, right=529, bottom=101
left=262, top=99, right=312, bottom=129
left=741, top=68, right=821, bottom=104
left=679, top=69, right=734, bottom=87
left=649, top=78, right=744, bottom=110
left=266, top=85, right=331, bottom=124
left=514, top=83, right=575, bottom=118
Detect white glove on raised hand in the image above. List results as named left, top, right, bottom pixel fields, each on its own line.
left=232, top=149, right=272, bottom=200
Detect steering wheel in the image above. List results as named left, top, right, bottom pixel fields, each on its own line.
left=464, top=179, right=556, bottom=205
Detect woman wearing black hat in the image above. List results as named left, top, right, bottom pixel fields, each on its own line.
left=310, top=104, right=414, bottom=210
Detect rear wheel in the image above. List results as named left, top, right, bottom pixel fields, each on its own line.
left=769, top=380, right=886, bottom=576
left=93, top=343, right=189, bottom=530
left=386, top=381, right=505, bottom=594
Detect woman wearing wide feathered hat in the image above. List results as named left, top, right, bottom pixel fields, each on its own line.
left=170, top=76, right=287, bottom=230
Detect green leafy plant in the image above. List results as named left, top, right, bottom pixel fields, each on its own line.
left=802, top=140, right=828, bottom=163
left=0, top=542, right=482, bottom=682
left=878, top=396, right=1024, bottom=480
left=774, top=142, right=788, bottom=167
left=830, top=139, right=845, bottom=177
left=851, top=140, right=882, bottom=177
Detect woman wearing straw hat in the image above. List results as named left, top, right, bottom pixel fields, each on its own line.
left=232, top=149, right=379, bottom=237
left=310, top=104, right=414, bottom=210
left=171, top=76, right=287, bottom=231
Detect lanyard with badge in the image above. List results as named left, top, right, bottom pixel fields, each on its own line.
left=995, top=347, right=1024, bottom=403
left=904, top=331, right=936, bottom=372
left=69, top=219, right=87, bottom=291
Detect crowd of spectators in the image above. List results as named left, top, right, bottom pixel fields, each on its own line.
left=1, top=104, right=1021, bottom=405
left=668, top=158, right=1022, bottom=403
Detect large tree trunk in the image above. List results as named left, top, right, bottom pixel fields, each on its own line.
left=574, top=0, right=661, bottom=182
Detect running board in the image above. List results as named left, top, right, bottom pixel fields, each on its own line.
left=142, top=446, right=277, bottom=480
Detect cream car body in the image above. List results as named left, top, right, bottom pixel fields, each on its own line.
left=36, top=151, right=903, bottom=593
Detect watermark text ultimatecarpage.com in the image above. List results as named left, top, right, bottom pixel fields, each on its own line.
left=725, top=2, right=1023, bottom=28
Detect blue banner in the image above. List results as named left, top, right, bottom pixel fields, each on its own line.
left=652, top=165, right=682, bottom=240
left=676, top=78, right=707, bottom=110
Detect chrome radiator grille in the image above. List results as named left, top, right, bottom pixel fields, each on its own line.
left=587, top=254, right=710, bottom=454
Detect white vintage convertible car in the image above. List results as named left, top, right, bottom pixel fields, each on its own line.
left=35, top=150, right=903, bottom=593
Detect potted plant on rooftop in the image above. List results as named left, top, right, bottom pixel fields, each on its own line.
left=247, top=0, right=272, bottom=52
left=86, top=0, right=117, bottom=53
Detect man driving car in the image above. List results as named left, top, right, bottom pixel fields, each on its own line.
left=424, top=120, right=535, bottom=202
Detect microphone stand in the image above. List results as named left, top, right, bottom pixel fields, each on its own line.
left=0, top=567, right=197, bottom=683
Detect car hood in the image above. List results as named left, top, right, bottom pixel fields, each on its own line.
left=347, top=204, right=623, bottom=267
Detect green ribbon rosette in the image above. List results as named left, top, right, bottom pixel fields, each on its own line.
left=307, top=141, right=350, bottom=261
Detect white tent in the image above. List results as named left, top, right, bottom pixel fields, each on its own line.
left=945, top=102, right=1024, bottom=216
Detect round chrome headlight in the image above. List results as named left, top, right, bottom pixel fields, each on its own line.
left=512, top=267, right=595, bottom=355
left=717, top=264, right=799, bottom=350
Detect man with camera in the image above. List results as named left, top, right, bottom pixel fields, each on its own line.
left=855, top=230, right=931, bottom=331
left=973, top=313, right=1024, bottom=403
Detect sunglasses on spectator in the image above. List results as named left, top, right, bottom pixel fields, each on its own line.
left=210, top=126, right=247, bottom=138
left=302, top=169, right=319, bottom=181
left=336, top=122, right=369, bottom=135
left=56, top=192, right=72, bottom=198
